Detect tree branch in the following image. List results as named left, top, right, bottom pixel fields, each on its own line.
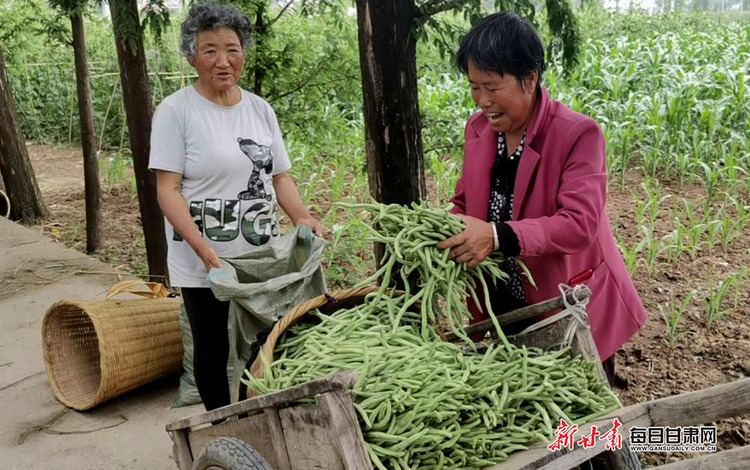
left=269, top=0, right=296, bottom=27
left=268, top=71, right=354, bottom=103
left=417, top=0, right=470, bottom=21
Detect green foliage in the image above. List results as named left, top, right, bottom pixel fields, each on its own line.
left=544, top=0, right=580, bottom=71
left=141, top=0, right=172, bottom=42
left=416, top=0, right=580, bottom=72
left=110, top=0, right=144, bottom=54
left=47, top=0, right=86, bottom=15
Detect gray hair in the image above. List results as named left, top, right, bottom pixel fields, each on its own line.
left=180, top=3, right=252, bottom=60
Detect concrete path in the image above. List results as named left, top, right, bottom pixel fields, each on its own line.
left=0, top=217, right=202, bottom=469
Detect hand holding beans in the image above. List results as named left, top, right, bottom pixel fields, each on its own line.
left=437, top=214, right=495, bottom=268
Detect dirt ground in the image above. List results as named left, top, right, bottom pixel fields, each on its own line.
left=25, top=144, right=750, bottom=467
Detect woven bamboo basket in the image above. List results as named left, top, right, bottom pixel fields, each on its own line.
left=42, top=291, right=183, bottom=411
left=248, top=286, right=410, bottom=381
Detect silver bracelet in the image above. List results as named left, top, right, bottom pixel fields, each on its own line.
left=490, top=222, right=500, bottom=251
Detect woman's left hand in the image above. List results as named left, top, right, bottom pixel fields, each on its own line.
left=437, top=214, right=494, bottom=268
left=296, top=215, right=323, bottom=237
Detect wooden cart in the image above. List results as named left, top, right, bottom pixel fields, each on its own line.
left=166, top=288, right=750, bottom=470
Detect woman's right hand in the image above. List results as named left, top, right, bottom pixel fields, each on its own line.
left=195, top=242, right=222, bottom=272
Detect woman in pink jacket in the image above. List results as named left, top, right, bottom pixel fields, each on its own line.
left=438, top=12, right=647, bottom=382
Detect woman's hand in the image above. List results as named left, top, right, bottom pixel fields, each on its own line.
left=437, top=214, right=494, bottom=268
left=295, top=215, right=323, bottom=237
left=195, top=242, right=223, bottom=272
left=273, top=172, right=324, bottom=237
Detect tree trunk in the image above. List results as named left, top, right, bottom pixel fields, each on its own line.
left=71, top=12, right=102, bottom=254
left=109, top=0, right=168, bottom=282
left=0, top=46, right=47, bottom=224
left=252, top=3, right=266, bottom=97
left=356, top=0, right=426, bottom=274
left=355, top=0, right=426, bottom=207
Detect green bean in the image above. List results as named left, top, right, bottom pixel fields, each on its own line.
left=242, top=203, right=622, bottom=470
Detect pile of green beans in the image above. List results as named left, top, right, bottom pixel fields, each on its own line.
left=338, top=201, right=530, bottom=347
left=245, top=202, right=619, bottom=469
left=244, top=294, right=620, bottom=470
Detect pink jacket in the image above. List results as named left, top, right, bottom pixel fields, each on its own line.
left=450, top=88, right=647, bottom=360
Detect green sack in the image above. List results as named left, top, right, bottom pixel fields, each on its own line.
left=208, top=226, right=327, bottom=402
left=170, top=303, right=203, bottom=407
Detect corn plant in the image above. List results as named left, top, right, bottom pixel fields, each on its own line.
left=636, top=226, right=667, bottom=276
left=685, top=223, right=706, bottom=259
left=698, top=161, right=722, bottom=203
left=660, top=290, right=696, bottom=351
left=704, top=220, right=723, bottom=255
left=704, top=275, right=740, bottom=328
left=680, top=199, right=699, bottom=228
left=662, top=223, right=687, bottom=263
left=618, top=240, right=641, bottom=276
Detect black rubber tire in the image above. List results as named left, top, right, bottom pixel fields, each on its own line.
left=191, top=437, right=272, bottom=470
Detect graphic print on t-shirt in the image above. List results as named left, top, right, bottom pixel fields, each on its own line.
left=174, top=136, right=280, bottom=247
left=237, top=137, right=273, bottom=201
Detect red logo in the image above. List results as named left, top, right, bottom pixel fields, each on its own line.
left=549, top=418, right=623, bottom=451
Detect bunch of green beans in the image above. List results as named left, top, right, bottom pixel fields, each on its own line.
left=338, top=202, right=529, bottom=347
left=244, top=294, right=621, bottom=470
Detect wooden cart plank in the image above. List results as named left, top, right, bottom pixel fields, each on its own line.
left=490, top=378, right=750, bottom=470
left=166, top=370, right=358, bottom=431
left=187, top=415, right=278, bottom=467
left=485, top=406, right=652, bottom=470
left=168, top=429, right=193, bottom=470
left=647, top=378, right=750, bottom=427
left=279, top=404, right=344, bottom=470
left=652, top=445, right=750, bottom=470
left=185, top=414, right=279, bottom=469
left=320, top=390, right=374, bottom=470
left=263, top=407, right=293, bottom=470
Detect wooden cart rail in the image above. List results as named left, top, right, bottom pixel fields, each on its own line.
left=444, top=286, right=592, bottom=342
left=166, top=371, right=358, bottom=431
left=166, top=370, right=372, bottom=470
left=166, top=287, right=750, bottom=470
left=489, top=376, right=750, bottom=470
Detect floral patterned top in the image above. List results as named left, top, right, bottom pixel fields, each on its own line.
left=487, top=132, right=528, bottom=316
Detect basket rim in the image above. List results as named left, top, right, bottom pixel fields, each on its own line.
left=249, top=286, right=406, bottom=380
left=42, top=300, right=106, bottom=410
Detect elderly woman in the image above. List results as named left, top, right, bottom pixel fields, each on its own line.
left=438, top=12, right=646, bottom=382
left=148, top=3, right=321, bottom=411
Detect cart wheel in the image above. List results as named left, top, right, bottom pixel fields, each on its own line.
left=191, top=437, right=272, bottom=470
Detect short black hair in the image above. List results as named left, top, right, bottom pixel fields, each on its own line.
left=457, top=12, right=546, bottom=90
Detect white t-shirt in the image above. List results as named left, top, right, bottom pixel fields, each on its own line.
left=149, top=86, right=291, bottom=287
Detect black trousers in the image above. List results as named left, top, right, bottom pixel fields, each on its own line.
left=602, top=354, right=616, bottom=388
left=181, top=287, right=231, bottom=411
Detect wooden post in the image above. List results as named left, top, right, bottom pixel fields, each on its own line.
left=319, top=390, right=373, bottom=470
left=70, top=11, right=102, bottom=254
